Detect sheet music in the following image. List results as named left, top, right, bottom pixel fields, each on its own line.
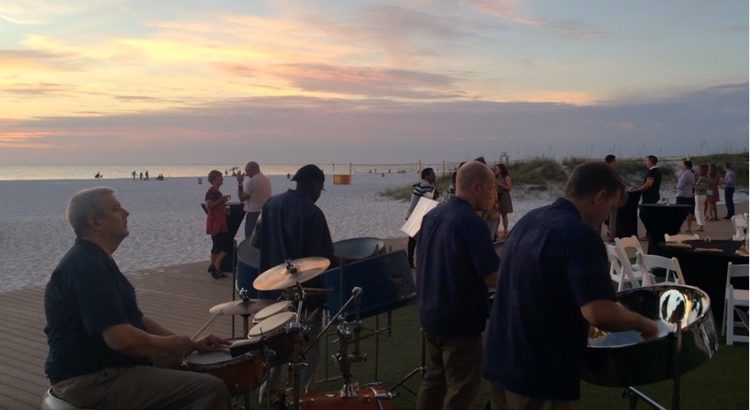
left=400, top=196, right=439, bottom=237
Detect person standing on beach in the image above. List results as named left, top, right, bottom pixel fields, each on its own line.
left=694, top=164, right=708, bottom=232
left=495, top=163, right=513, bottom=238
left=236, top=161, right=272, bottom=238
left=131, top=170, right=136, bottom=180
left=482, top=162, right=657, bottom=410
left=205, top=170, right=230, bottom=279
left=723, top=162, right=736, bottom=219
left=44, top=187, right=229, bottom=410
left=706, top=163, right=720, bottom=221
left=253, top=164, right=334, bottom=399
left=405, top=167, right=438, bottom=269
left=635, top=155, right=662, bottom=204
left=675, top=160, right=695, bottom=232
left=415, top=161, right=499, bottom=410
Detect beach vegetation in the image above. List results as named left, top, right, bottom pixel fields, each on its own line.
left=380, top=152, right=747, bottom=201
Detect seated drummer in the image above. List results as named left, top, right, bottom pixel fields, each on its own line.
left=482, top=162, right=658, bottom=410
left=44, top=187, right=229, bottom=409
left=253, top=164, right=335, bottom=395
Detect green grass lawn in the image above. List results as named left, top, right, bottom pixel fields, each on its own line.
left=310, top=305, right=748, bottom=409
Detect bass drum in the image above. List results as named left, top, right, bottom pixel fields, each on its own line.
left=294, top=384, right=393, bottom=409
left=582, top=284, right=719, bottom=387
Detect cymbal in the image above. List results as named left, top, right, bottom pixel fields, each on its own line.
left=253, top=257, right=331, bottom=291
left=209, top=299, right=274, bottom=316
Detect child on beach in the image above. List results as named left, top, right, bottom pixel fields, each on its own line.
left=205, top=170, right=230, bottom=278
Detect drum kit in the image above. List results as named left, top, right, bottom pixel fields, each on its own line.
left=186, top=254, right=396, bottom=410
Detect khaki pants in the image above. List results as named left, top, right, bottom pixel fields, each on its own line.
left=51, top=365, right=229, bottom=410
left=416, top=333, right=482, bottom=410
left=490, top=385, right=578, bottom=410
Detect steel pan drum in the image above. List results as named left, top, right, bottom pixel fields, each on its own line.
left=582, top=284, right=718, bottom=387
left=333, top=237, right=386, bottom=263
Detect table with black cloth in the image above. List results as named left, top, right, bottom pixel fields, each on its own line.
left=200, top=202, right=245, bottom=272
left=614, top=191, right=642, bottom=238
left=657, top=239, right=749, bottom=325
left=639, top=203, right=692, bottom=253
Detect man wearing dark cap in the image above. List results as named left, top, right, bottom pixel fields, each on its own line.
left=254, top=164, right=334, bottom=399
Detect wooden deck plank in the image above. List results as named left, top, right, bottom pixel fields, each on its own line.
left=0, top=259, right=258, bottom=406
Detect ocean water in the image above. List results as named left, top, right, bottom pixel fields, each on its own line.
left=0, top=163, right=456, bottom=182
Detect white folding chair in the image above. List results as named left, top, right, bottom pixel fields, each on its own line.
left=614, top=236, right=646, bottom=277
left=664, top=233, right=700, bottom=243
left=731, top=215, right=747, bottom=241
left=723, top=262, right=749, bottom=345
left=636, top=252, right=685, bottom=285
left=607, top=244, right=647, bottom=291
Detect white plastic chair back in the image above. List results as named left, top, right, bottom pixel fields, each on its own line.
left=636, top=252, right=685, bottom=285
left=731, top=215, right=747, bottom=241
left=723, top=262, right=749, bottom=345
left=615, top=236, right=644, bottom=261
left=606, top=244, right=641, bottom=291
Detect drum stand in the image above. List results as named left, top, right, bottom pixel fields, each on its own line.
left=623, top=323, right=684, bottom=410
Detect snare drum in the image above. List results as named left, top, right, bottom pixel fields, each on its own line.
left=183, top=350, right=265, bottom=394
left=253, top=300, right=293, bottom=323
left=294, top=383, right=394, bottom=409
left=248, top=311, right=301, bottom=364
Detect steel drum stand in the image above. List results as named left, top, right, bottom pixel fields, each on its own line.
left=623, top=326, right=683, bottom=410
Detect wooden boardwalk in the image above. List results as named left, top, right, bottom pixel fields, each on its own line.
left=0, top=261, right=242, bottom=410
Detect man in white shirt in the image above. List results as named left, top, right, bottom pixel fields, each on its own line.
left=236, top=161, right=272, bottom=238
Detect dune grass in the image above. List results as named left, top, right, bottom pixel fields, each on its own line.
left=308, top=305, right=748, bottom=410
left=380, top=152, right=748, bottom=201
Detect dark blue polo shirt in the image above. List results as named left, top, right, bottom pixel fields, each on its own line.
left=482, top=198, right=614, bottom=400
left=259, top=189, right=334, bottom=288
left=416, top=197, right=499, bottom=338
left=45, top=239, right=149, bottom=384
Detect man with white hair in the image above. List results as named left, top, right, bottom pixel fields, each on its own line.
left=44, top=187, right=229, bottom=409
left=236, top=161, right=272, bottom=238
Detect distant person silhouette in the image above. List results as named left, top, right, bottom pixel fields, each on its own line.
left=132, top=170, right=136, bottom=180
left=140, top=172, right=143, bottom=181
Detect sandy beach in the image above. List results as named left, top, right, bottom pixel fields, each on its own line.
left=0, top=173, right=562, bottom=292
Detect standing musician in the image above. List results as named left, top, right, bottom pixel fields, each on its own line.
left=44, top=187, right=229, bottom=410
left=482, top=162, right=658, bottom=410
left=415, top=161, right=500, bottom=410
left=253, top=164, right=335, bottom=397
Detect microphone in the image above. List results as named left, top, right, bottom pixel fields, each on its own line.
left=352, top=286, right=362, bottom=296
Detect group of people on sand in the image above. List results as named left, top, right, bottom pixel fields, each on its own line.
left=674, top=159, right=737, bottom=232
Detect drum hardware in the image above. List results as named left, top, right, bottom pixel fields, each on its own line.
left=285, top=287, right=364, bottom=410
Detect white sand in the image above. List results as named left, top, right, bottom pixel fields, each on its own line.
left=0, top=174, right=556, bottom=291
left=4, top=174, right=743, bottom=292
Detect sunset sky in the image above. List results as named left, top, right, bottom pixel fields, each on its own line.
left=1, top=0, right=747, bottom=165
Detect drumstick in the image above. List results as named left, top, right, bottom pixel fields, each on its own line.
left=191, top=313, right=220, bottom=341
